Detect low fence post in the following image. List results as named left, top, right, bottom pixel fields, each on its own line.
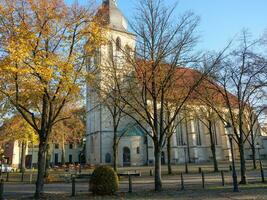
left=29, top=172, right=33, bottom=184
left=0, top=179, right=4, bottom=200
left=150, top=169, right=153, bottom=176
left=128, top=175, right=132, bottom=193
left=180, top=173, right=184, bottom=190
left=221, top=171, right=225, bottom=186
left=21, top=171, right=24, bottom=182
left=201, top=172, right=205, bottom=189
left=71, top=177, right=76, bottom=197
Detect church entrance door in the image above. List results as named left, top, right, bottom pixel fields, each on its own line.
left=123, top=147, right=131, bottom=167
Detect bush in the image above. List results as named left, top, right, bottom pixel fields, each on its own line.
left=89, top=166, right=119, bottom=195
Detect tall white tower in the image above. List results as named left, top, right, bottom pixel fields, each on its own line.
left=86, top=0, right=136, bottom=165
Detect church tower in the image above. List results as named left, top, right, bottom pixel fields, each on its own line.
left=86, top=0, right=136, bottom=165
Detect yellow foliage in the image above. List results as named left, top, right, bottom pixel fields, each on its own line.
left=0, top=0, right=106, bottom=135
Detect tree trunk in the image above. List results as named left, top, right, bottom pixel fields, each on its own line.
left=154, top=146, right=162, bottom=191
left=252, top=146, right=256, bottom=169
left=239, top=141, right=247, bottom=184
left=35, top=140, right=47, bottom=198
left=112, top=116, right=118, bottom=172
left=208, top=123, right=218, bottom=172
left=185, top=117, right=191, bottom=163
left=250, top=132, right=256, bottom=169
left=61, top=139, right=66, bottom=165
left=167, top=136, right=172, bottom=175
left=112, top=143, right=118, bottom=172
left=45, top=144, right=51, bottom=178
left=20, top=141, right=26, bottom=173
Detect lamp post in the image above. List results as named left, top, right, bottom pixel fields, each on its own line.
left=225, top=122, right=239, bottom=192
left=183, top=143, right=188, bottom=174
left=256, top=142, right=265, bottom=182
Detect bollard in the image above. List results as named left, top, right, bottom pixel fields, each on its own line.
left=0, top=179, right=4, bottom=200
left=79, top=165, right=82, bottom=174
left=180, top=173, right=184, bottom=190
left=198, top=167, right=202, bottom=173
left=21, top=171, right=24, bottom=182
left=71, top=177, right=76, bottom=197
left=128, top=175, right=132, bottom=193
left=221, top=171, right=225, bottom=186
left=201, top=172, right=205, bottom=189
left=6, top=173, right=9, bottom=182
left=260, top=168, right=265, bottom=183
left=229, top=165, right=232, bottom=171
left=150, top=169, right=153, bottom=176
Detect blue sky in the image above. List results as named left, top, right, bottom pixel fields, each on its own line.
left=66, top=0, right=267, bottom=51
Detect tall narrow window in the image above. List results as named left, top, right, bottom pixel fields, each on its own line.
left=94, top=48, right=101, bottom=66
left=196, top=119, right=202, bottom=146
left=212, top=122, right=218, bottom=145
left=105, top=153, right=111, bottom=163
left=176, top=122, right=184, bottom=146
left=69, top=143, right=73, bottom=149
left=116, top=37, right=121, bottom=51
left=69, top=154, right=73, bottom=163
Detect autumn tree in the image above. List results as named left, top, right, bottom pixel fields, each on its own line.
left=50, top=106, right=86, bottom=165
left=0, top=115, right=38, bottom=172
left=0, top=0, right=105, bottom=197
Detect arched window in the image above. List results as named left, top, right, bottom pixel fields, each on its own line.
left=105, top=153, right=111, bottom=163
left=108, top=42, right=113, bottom=60
left=116, top=37, right=121, bottom=51
left=123, top=147, right=131, bottom=166
left=90, top=136, right=94, bottom=153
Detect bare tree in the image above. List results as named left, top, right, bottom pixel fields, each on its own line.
left=193, top=106, right=220, bottom=172
left=205, top=32, right=267, bottom=184
left=88, top=42, right=133, bottom=172
left=243, top=101, right=267, bottom=169
left=116, top=0, right=225, bottom=191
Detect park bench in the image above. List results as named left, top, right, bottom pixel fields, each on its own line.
left=118, top=171, right=141, bottom=193
left=71, top=174, right=92, bottom=196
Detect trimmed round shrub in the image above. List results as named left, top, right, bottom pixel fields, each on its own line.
left=89, top=166, right=119, bottom=195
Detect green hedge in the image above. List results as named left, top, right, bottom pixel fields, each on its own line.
left=89, top=166, right=119, bottom=195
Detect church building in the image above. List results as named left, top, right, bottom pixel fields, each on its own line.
left=85, top=0, right=267, bottom=167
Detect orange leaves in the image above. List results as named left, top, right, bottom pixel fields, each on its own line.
left=0, top=115, right=38, bottom=143
left=28, top=0, right=67, bottom=23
